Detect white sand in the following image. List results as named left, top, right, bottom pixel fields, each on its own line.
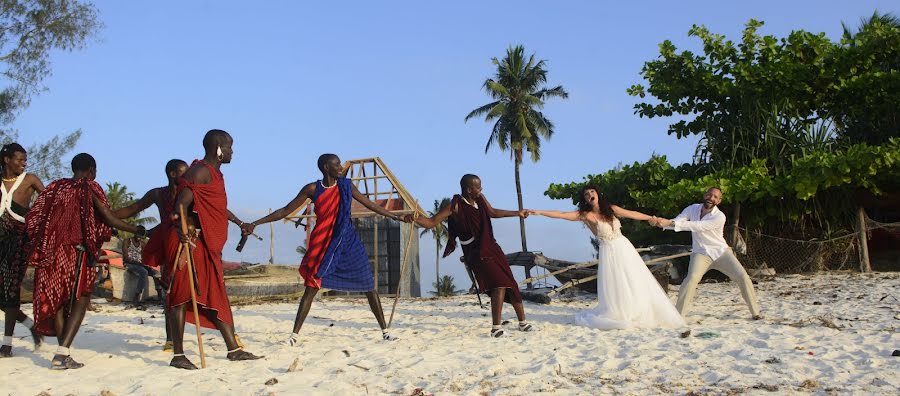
left=1, top=272, right=898, bottom=395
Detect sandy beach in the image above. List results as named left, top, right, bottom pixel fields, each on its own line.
left=1, top=272, right=898, bottom=395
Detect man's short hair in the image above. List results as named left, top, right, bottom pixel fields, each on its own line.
left=460, top=174, right=480, bottom=189
left=71, top=153, right=97, bottom=172
left=707, top=186, right=723, bottom=194
left=317, top=153, right=338, bottom=172
left=0, top=143, right=26, bottom=161
left=165, top=159, right=187, bottom=174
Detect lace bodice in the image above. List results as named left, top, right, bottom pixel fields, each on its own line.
left=593, top=217, right=623, bottom=241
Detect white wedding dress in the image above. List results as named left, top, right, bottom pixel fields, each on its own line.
left=575, top=217, right=686, bottom=329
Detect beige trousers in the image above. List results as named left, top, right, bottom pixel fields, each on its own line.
left=675, top=249, right=761, bottom=317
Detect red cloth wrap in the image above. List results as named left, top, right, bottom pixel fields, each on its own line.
left=26, top=178, right=112, bottom=336
left=164, top=160, right=233, bottom=329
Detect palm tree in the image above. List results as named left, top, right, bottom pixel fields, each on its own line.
left=420, top=198, right=451, bottom=286
left=465, top=45, right=568, bottom=270
left=431, top=275, right=464, bottom=297
left=105, top=182, right=156, bottom=238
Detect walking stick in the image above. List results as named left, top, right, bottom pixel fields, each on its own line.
left=177, top=206, right=206, bottom=369
left=68, top=245, right=87, bottom=314
left=387, top=210, right=418, bottom=329
left=460, top=256, right=484, bottom=308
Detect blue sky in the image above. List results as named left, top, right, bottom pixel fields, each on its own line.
left=13, top=1, right=898, bottom=293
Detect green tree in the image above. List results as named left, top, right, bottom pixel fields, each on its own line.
left=430, top=275, right=464, bottom=297
left=105, top=182, right=155, bottom=237
left=420, top=198, right=450, bottom=286
left=465, top=44, right=568, bottom=265
left=0, top=0, right=102, bottom=123
left=0, top=0, right=101, bottom=181
left=626, top=19, right=838, bottom=174
left=833, top=11, right=900, bottom=145
left=0, top=129, right=80, bottom=181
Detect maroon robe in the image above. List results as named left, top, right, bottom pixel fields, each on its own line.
left=443, top=195, right=522, bottom=303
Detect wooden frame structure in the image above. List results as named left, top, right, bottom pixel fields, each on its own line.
left=284, top=157, right=427, bottom=293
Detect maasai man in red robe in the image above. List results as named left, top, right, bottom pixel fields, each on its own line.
left=0, top=143, right=45, bottom=358
left=113, top=159, right=188, bottom=351
left=408, top=174, right=535, bottom=337
left=164, top=130, right=261, bottom=370
left=26, top=153, right=148, bottom=369
left=241, top=154, right=410, bottom=346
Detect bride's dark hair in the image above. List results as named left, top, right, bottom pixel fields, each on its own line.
left=577, top=185, right=614, bottom=221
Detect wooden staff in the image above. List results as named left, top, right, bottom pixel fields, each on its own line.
left=178, top=206, right=206, bottom=369
left=387, top=210, right=418, bottom=328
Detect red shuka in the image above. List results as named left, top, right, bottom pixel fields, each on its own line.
left=297, top=182, right=339, bottom=288
left=163, top=161, right=233, bottom=329
left=26, top=178, right=112, bottom=336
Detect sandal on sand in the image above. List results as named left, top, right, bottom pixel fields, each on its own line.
left=50, top=354, right=84, bottom=370
left=169, top=354, right=198, bottom=370
left=490, top=328, right=506, bottom=338
left=226, top=348, right=263, bottom=361
left=382, top=332, right=399, bottom=341
left=0, top=345, right=11, bottom=358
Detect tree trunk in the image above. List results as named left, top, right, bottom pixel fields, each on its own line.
left=514, top=152, right=532, bottom=286
left=857, top=206, right=871, bottom=273
left=435, top=239, right=441, bottom=287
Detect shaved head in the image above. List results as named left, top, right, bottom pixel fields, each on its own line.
left=460, top=174, right=480, bottom=189
left=203, top=129, right=232, bottom=151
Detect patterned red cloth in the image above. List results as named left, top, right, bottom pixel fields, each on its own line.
left=298, top=181, right=339, bottom=288
left=163, top=160, right=233, bottom=329
left=443, top=195, right=522, bottom=303
left=26, top=178, right=112, bottom=336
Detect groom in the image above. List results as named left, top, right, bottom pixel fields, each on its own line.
left=651, top=187, right=761, bottom=320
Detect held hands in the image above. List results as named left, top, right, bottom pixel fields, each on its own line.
left=240, top=222, right=256, bottom=236
left=518, top=209, right=529, bottom=219
left=648, top=216, right=672, bottom=228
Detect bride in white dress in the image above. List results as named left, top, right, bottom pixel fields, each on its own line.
left=529, top=186, right=685, bottom=329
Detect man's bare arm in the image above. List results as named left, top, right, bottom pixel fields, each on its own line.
left=113, top=189, right=156, bottom=219
left=28, top=173, right=45, bottom=193
left=410, top=200, right=453, bottom=229
left=481, top=195, right=526, bottom=219
left=242, top=183, right=317, bottom=235
left=351, top=184, right=405, bottom=222
left=92, top=193, right=143, bottom=234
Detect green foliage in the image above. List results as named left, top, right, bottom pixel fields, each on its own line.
left=430, top=275, right=464, bottom=297
left=627, top=16, right=899, bottom=173
left=832, top=11, right=900, bottom=145
left=546, top=139, right=899, bottom=239
left=466, top=45, right=568, bottom=164
left=0, top=128, right=80, bottom=181
left=545, top=155, right=694, bottom=247
left=105, top=182, right=156, bottom=237
left=0, top=0, right=102, bottom=124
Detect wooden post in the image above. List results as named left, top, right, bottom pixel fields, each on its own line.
left=732, top=202, right=741, bottom=247
left=373, top=219, right=379, bottom=293
left=268, top=208, right=275, bottom=264
left=857, top=206, right=872, bottom=273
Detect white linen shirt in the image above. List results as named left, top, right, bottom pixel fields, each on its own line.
left=668, top=203, right=730, bottom=260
